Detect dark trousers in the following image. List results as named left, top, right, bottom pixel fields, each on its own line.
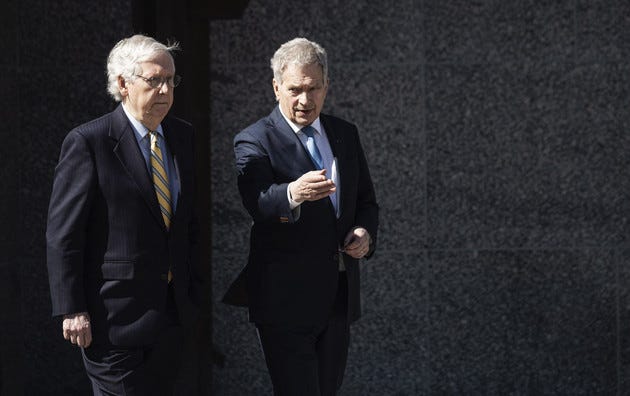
left=81, top=286, right=183, bottom=396
left=256, top=273, right=350, bottom=396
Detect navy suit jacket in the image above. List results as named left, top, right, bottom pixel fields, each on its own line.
left=46, top=104, right=202, bottom=347
left=224, top=106, right=379, bottom=326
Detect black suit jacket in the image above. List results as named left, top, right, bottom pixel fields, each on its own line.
left=46, top=104, right=201, bottom=347
left=224, top=106, right=379, bottom=326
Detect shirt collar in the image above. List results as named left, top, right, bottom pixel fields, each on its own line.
left=121, top=103, right=164, bottom=138
left=278, top=106, right=323, bottom=135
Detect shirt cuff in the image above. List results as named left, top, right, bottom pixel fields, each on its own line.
left=287, top=182, right=301, bottom=210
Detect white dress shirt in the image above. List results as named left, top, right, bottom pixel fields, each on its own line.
left=279, top=109, right=340, bottom=217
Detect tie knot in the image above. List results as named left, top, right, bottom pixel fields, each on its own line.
left=149, top=130, right=161, bottom=147
left=301, top=125, right=316, bottom=138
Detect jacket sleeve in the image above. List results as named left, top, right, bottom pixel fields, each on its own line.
left=46, top=129, right=96, bottom=317
left=234, top=129, right=297, bottom=224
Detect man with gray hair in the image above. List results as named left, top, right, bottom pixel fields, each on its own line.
left=46, top=34, right=202, bottom=395
left=224, top=37, right=379, bottom=395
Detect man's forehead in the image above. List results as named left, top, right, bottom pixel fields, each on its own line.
left=138, top=53, right=175, bottom=68
left=283, top=62, right=322, bottom=74
left=284, top=76, right=323, bottom=86
left=282, top=72, right=324, bottom=86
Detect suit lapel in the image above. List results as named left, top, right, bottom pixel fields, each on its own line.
left=110, top=105, right=165, bottom=230
left=162, top=117, right=184, bottom=221
left=270, top=107, right=315, bottom=173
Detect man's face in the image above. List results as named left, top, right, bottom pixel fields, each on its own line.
left=273, top=62, right=328, bottom=127
left=119, top=51, right=175, bottom=130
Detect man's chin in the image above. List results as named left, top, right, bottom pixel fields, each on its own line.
left=294, top=113, right=316, bottom=125
left=150, top=106, right=171, bottom=118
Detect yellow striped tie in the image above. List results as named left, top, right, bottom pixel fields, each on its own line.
left=149, top=131, right=172, bottom=230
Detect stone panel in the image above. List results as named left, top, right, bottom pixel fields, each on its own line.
left=343, top=252, right=428, bottom=395
left=0, top=0, right=18, bottom=67
left=426, top=0, right=574, bottom=64
left=576, top=0, right=630, bottom=63
left=18, top=1, right=133, bottom=72
left=428, top=249, right=617, bottom=395
left=426, top=62, right=629, bottom=249
left=210, top=1, right=423, bottom=66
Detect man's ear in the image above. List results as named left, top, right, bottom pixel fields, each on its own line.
left=117, top=76, right=128, bottom=97
left=272, top=78, right=279, bottom=101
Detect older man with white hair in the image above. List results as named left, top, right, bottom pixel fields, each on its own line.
left=46, top=34, right=202, bottom=395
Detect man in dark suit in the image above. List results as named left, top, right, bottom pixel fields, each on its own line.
left=46, top=34, right=202, bottom=395
left=223, top=37, right=379, bottom=396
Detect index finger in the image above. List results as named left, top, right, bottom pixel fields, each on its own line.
left=309, top=178, right=335, bottom=189
left=303, top=174, right=327, bottom=183
left=63, top=327, right=71, bottom=340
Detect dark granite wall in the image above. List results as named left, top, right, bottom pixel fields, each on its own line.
left=210, top=1, right=630, bottom=395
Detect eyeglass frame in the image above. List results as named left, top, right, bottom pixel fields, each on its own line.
left=133, top=74, right=182, bottom=89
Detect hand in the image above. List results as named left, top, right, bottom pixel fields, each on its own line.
left=62, top=312, right=92, bottom=348
left=289, top=169, right=336, bottom=203
left=342, top=227, right=371, bottom=259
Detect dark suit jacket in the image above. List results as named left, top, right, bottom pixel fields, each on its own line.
left=223, top=106, right=379, bottom=326
left=46, top=104, right=202, bottom=347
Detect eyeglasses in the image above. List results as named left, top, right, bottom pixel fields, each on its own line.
left=134, top=74, right=182, bottom=89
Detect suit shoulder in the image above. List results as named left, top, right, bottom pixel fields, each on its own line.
left=165, top=114, right=193, bottom=130
left=163, top=115, right=195, bottom=146
left=234, top=116, right=274, bottom=142
left=321, top=113, right=357, bottom=131
left=65, top=112, right=114, bottom=141
left=320, top=113, right=360, bottom=140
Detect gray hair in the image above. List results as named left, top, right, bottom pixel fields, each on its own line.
left=270, top=38, right=328, bottom=85
left=106, top=34, right=180, bottom=102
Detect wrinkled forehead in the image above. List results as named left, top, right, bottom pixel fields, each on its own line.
left=280, top=62, right=325, bottom=84
left=136, top=51, right=175, bottom=73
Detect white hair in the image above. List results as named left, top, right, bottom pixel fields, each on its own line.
left=106, top=34, right=179, bottom=102
left=270, top=38, right=328, bottom=84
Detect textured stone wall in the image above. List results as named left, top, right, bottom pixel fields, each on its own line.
left=210, top=1, right=630, bottom=394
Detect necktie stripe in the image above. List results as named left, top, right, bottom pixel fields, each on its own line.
left=158, top=203, right=172, bottom=218
left=152, top=169, right=169, bottom=189
left=156, top=193, right=172, bottom=211
left=151, top=151, right=166, bottom=167
left=155, top=186, right=172, bottom=205
left=151, top=156, right=166, bottom=170
left=149, top=131, right=172, bottom=229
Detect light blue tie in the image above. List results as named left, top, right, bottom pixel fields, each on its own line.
left=301, top=125, right=323, bottom=169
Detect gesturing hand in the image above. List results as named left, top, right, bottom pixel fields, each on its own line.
left=289, top=169, right=336, bottom=203
left=62, top=312, right=92, bottom=348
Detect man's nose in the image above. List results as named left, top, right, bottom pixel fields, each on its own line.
left=158, top=81, right=171, bottom=94
left=298, top=91, right=310, bottom=103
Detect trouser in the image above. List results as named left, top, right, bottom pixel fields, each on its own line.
left=81, top=285, right=183, bottom=396
left=256, top=273, right=350, bottom=396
